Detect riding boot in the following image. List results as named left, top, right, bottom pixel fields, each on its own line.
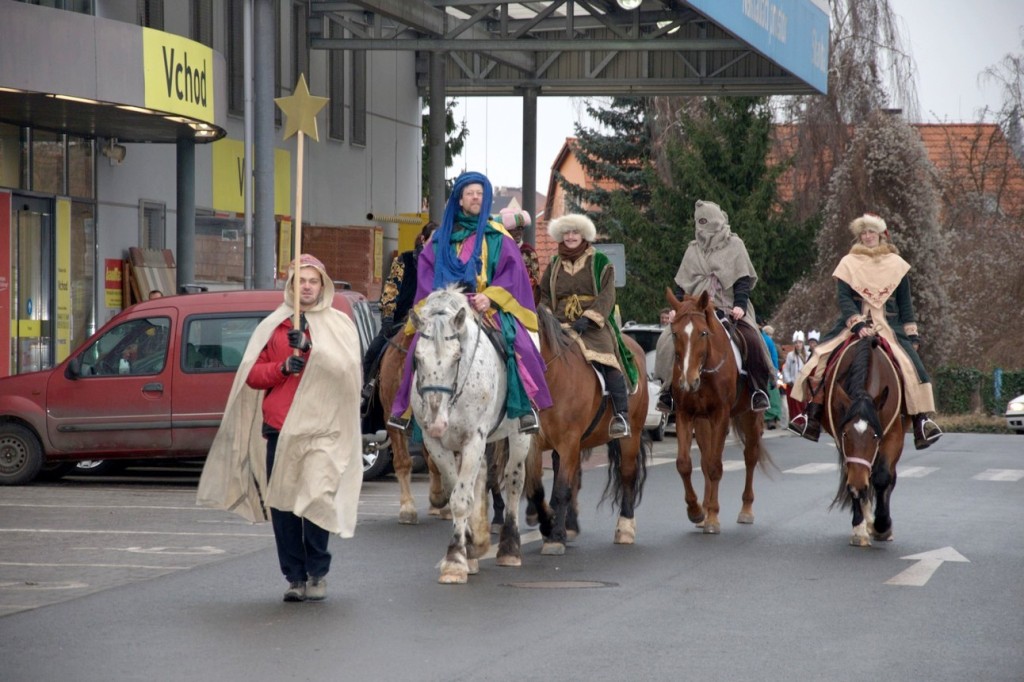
left=605, top=368, right=631, bottom=439
left=519, top=408, right=540, bottom=434
left=656, top=384, right=673, bottom=413
left=912, top=414, right=942, bottom=450
left=749, top=376, right=771, bottom=413
left=800, top=401, right=824, bottom=442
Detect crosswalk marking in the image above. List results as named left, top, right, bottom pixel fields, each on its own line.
left=898, top=466, right=938, bottom=478
left=973, top=469, right=1024, bottom=482
left=785, top=463, right=837, bottom=474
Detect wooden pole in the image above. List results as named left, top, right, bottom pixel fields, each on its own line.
left=292, top=131, right=305, bottom=334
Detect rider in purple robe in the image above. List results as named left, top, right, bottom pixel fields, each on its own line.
left=387, top=171, right=552, bottom=433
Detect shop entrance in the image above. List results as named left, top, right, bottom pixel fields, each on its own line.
left=11, top=196, right=53, bottom=374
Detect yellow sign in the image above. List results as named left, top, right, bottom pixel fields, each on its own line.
left=143, top=28, right=215, bottom=123
left=278, top=220, right=293, bottom=278
left=211, top=138, right=291, bottom=216
left=55, top=198, right=71, bottom=362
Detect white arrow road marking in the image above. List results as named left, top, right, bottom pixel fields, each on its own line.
left=886, top=546, right=970, bottom=586
left=973, top=469, right=1024, bottom=482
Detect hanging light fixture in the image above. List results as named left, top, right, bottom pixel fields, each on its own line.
left=616, top=0, right=642, bottom=9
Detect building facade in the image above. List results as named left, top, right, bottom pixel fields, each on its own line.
left=0, top=0, right=421, bottom=376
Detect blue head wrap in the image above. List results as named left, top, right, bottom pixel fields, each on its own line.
left=433, top=171, right=493, bottom=290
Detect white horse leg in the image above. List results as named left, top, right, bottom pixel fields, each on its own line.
left=850, top=499, right=873, bottom=547
left=438, top=438, right=486, bottom=584
left=496, top=432, right=529, bottom=567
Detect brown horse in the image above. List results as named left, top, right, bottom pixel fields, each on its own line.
left=531, top=306, right=649, bottom=555
left=820, top=336, right=905, bottom=547
left=377, top=330, right=447, bottom=524
left=665, top=290, right=772, bottom=534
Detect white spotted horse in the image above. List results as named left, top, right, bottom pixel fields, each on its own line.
left=408, top=286, right=533, bottom=583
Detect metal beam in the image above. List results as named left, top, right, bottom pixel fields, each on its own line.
left=310, top=37, right=742, bottom=51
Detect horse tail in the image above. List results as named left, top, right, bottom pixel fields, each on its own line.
left=729, top=415, right=778, bottom=475
left=600, top=433, right=650, bottom=513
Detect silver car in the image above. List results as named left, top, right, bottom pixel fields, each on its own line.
left=1005, top=394, right=1024, bottom=434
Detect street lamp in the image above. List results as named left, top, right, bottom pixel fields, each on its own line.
left=616, top=0, right=642, bottom=9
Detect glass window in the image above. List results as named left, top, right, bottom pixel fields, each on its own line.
left=351, top=50, right=366, bottom=146
left=70, top=202, right=96, bottom=348
left=328, top=20, right=344, bottom=142
left=67, top=135, right=94, bottom=199
left=31, top=130, right=64, bottom=195
left=137, top=0, right=165, bottom=29
left=292, top=1, right=309, bottom=85
left=184, top=314, right=263, bottom=372
left=227, top=0, right=244, bottom=115
left=191, top=0, right=213, bottom=47
left=0, top=123, right=24, bottom=190
left=78, top=317, right=170, bottom=377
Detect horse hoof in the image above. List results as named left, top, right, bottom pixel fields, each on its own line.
left=525, top=513, right=539, bottom=527
left=496, top=555, right=522, bottom=567
left=688, top=511, right=706, bottom=525
left=566, top=529, right=578, bottom=541
left=614, top=517, right=637, bottom=545
left=849, top=535, right=872, bottom=547
left=736, top=511, right=754, bottom=525
left=398, top=510, right=419, bottom=525
left=702, top=523, right=720, bottom=535
left=871, top=529, right=894, bottom=542
left=490, top=523, right=502, bottom=535
left=439, top=571, right=469, bottom=584
left=541, top=542, right=566, bottom=556
left=436, top=507, right=453, bottom=520
left=467, top=558, right=480, bottom=575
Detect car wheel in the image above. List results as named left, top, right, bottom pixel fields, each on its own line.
left=363, top=445, right=393, bottom=481
left=0, top=423, right=45, bottom=485
left=649, top=413, right=667, bottom=442
left=73, top=460, right=126, bottom=476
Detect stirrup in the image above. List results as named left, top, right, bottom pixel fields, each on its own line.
left=360, top=378, right=376, bottom=402
left=914, top=417, right=942, bottom=450
left=386, top=415, right=411, bottom=434
left=656, top=391, right=674, bottom=413
left=786, top=414, right=807, bottom=437
left=519, top=410, right=540, bottom=434
left=609, top=413, right=631, bottom=439
left=750, top=389, right=770, bottom=412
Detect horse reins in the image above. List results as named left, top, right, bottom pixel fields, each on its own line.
left=826, top=341, right=903, bottom=470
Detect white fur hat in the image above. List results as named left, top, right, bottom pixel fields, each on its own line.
left=548, top=213, right=597, bottom=243
left=849, top=213, right=888, bottom=237
left=792, top=330, right=805, bottom=343
left=807, top=329, right=821, bottom=342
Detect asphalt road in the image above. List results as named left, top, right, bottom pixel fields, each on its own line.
left=1, top=430, right=1021, bottom=681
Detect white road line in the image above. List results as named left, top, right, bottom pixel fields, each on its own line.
left=0, top=529, right=271, bottom=537
left=0, top=561, right=190, bottom=570
left=785, top=463, right=837, bottom=474
left=973, top=469, right=1024, bottom=481
left=0, top=503, right=209, bottom=511
left=899, top=466, right=938, bottom=478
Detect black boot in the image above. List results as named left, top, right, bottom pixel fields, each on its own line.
left=605, top=368, right=631, bottom=439
left=913, top=414, right=942, bottom=450
left=656, top=385, right=674, bottom=413
left=801, top=402, right=823, bottom=442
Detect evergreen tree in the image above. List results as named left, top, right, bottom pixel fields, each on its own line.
left=556, top=97, right=652, bottom=213
left=422, top=99, right=469, bottom=201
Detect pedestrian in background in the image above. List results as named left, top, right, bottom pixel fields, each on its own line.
left=197, top=254, right=362, bottom=603
left=782, top=330, right=808, bottom=419
left=761, top=324, right=783, bottom=429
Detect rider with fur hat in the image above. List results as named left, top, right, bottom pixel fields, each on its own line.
left=538, top=213, right=637, bottom=439
left=787, top=213, right=942, bottom=449
left=667, top=199, right=773, bottom=413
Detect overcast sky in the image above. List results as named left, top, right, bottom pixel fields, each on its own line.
left=449, top=0, right=1024, bottom=189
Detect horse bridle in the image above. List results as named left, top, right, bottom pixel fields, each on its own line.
left=827, top=344, right=903, bottom=470
left=415, top=312, right=483, bottom=408
left=672, top=310, right=727, bottom=379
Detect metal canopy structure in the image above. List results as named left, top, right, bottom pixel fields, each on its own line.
left=308, top=0, right=829, bottom=97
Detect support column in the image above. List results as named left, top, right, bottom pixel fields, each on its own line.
left=521, top=88, right=538, bottom=246
left=428, top=52, right=447, bottom=224
left=176, top=138, right=196, bottom=292
left=243, top=0, right=254, bottom=289
left=253, top=0, right=276, bottom=288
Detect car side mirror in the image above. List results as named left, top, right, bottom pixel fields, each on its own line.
left=66, top=357, right=82, bottom=379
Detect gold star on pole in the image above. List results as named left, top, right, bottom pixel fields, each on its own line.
left=274, top=74, right=329, bottom=142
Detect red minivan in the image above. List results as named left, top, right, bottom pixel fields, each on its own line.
left=0, top=289, right=368, bottom=485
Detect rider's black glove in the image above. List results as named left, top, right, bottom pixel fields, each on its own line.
left=281, top=355, right=307, bottom=375
left=850, top=321, right=867, bottom=335
left=571, top=317, right=592, bottom=335
left=287, top=328, right=311, bottom=352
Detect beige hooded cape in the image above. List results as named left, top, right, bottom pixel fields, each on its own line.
left=196, top=265, right=363, bottom=537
